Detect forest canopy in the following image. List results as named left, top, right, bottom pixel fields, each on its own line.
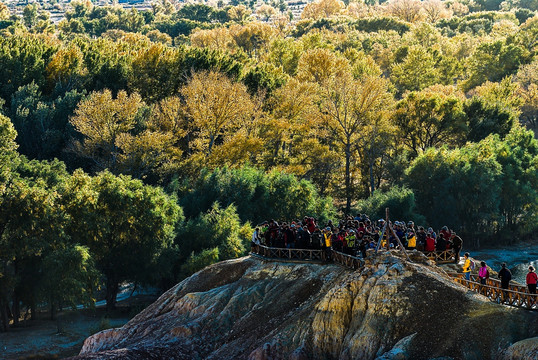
left=1, top=0, right=537, bottom=330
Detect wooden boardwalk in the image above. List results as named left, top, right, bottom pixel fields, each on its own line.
left=250, top=244, right=537, bottom=311
left=250, top=244, right=364, bottom=270
left=447, top=272, right=537, bottom=310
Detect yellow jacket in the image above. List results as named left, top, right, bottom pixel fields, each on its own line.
left=463, top=258, right=471, bottom=273
left=407, top=235, right=416, bottom=248
left=324, top=232, right=331, bottom=247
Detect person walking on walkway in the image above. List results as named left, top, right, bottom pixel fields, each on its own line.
left=478, top=262, right=488, bottom=285
left=478, top=261, right=489, bottom=295
left=498, top=263, right=512, bottom=303
left=526, top=266, right=537, bottom=294
left=463, top=253, right=472, bottom=281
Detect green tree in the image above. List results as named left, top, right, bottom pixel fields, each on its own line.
left=0, top=36, right=56, bottom=101
left=494, top=127, right=538, bottom=240
left=41, top=245, right=99, bottom=320
left=393, top=89, right=467, bottom=156
left=391, top=46, right=438, bottom=93
left=463, top=41, right=527, bottom=91
left=354, top=186, right=425, bottom=224
left=23, top=4, right=38, bottom=29
left=175, top=166, right=335, bottom=225
left=405, top=144, right=502, bottom=246
left=63, top=170, right=181, bottom=311
left=176, top=202, right=248, bottom=278
left=177, top=4, right=215, bottom=22
left=0, top=158, right=75, bottom=327
left=464, top=96, right=517, bottom=142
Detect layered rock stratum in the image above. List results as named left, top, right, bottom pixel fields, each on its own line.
left=73, top=251, right=538, bottom=360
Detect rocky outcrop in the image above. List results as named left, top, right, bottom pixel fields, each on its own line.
left=499, top=337, right=538, bottom=360
left=73, top=251, right=538, bottom=360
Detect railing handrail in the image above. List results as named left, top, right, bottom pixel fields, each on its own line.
left=451, top=276, right=537, bottom=297
left=251, top=244, right=536, bottom=310
left=446, top=271, right=527, bottom=290
left=251, top=244, right=363, bottom=270
left=255, top=243, right=323, bottom=252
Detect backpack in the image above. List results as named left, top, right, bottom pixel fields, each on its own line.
left=470, top=261, right=476, bottom=271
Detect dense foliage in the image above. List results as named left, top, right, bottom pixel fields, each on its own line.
left=1, top=0, right=537, bottom=330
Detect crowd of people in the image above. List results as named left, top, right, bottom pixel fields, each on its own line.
left=251, top=214, right=537, bottom=297
left=251, top=214, right=463, bottom=262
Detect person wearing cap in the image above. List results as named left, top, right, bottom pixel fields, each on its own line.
left=526, top=266, right=537, bottom=294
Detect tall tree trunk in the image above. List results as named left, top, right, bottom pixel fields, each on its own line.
left=12, top=260, right=20, bottom=327
left=369, top=159, right=375, bottom=196
left=1, top=303, right=8, bottom=332
left=30, top=302, right=36, bottom=321
left=207, top=135, right=215, bottom=156
left=50, top=299, right=57, bottom=321
left=345, top=141, right=352, bottom=214
left=105, top=278, right=119, bottom=312
left=12, top=291, right=19, bottom=326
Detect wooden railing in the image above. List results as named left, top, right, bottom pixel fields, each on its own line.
left=447, top=272, right=537, bottom=310
left=421, top=250, right=456, bottom=263
left=251, top=244, right=364, bottom=270
left=251, top=244, right=326, bottom=262
left=331, top=250, right=364, bottom=270
left=251, top=245, right=536, bottom=310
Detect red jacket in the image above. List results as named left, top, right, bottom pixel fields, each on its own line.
left=527, top=272, right=538, bottom=285
left=425, top=237, right=436, bottom=252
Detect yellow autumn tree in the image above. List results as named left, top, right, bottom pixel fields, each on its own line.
left=230, top=22, right=275, bottom=57
left=302, top=0, right=345, bottom=19
left=70, top=90, right=143, bottom=172
left=190, top=28, right=235, bottom=51
left=0, top=1, right=10, bottom=20
left=297, top=48, right=349, bottom=84
left=386, top=0, right=423, bottom=23
left=299, top=51, right=394, bottom=211
left=181, top=71, right=255, bottom=157
left=70, top=90, right=182, bottom=178
left=45, top=44, right=87, bottom=91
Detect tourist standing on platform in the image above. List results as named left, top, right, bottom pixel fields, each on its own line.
left=425, top=231, right=436, bottom=252
left=416, top=226, right=426, bottom=251
left=311, top=227, right=323, bottom=250
left=451, top=232, right=463, bottom=264
left=252, top=228, right=260, bottom=248
left=478, top=261, right=489, bottom=285
left=323, top=227, right=332, bottom=260
left=498, top=263, right=512, bottom=301
left=463, top=253, right=472, bottom=281
left=526, top=266, right=537, bottom=294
